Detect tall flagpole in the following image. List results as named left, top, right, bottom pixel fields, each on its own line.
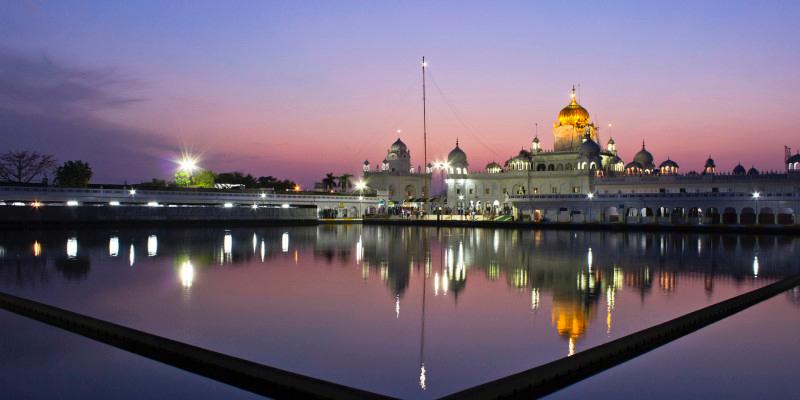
left=422, top=56, right=429, bottom=208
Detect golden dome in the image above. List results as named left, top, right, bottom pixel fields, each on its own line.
left=557, top=87, right=590, bottom=126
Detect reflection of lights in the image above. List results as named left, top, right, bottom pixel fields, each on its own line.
left=260, top=240, right=265, bottom=262
left=419, top=363, right=426, bottom=391
left=493, top=230, right=499, bottom=253
left=361, top=263, right=369, bottom=280
left=252, top=233, right=257, bottom=254
left=531, top=288, right=540, bottom=311
left=697, top=238, right=702, bottom=254
left=395, top=294, right=400, bottom=319
left=568, top=337, right=575, bottom=357
left=109, top=236, right=119, bottom=257
left=281, top=232, right=289, bottom=253
left=294, top=249, right=298, bottom=264
left=224, top=233, right=233, bottom=261
left=66, top=200, right=79, bottom=207
left=587, top=247, right=593, bottom=272
left=109, top=201, right=120, bottom=206
left=607, top=286, right=616, bottom=311
left=67, top=237, right=78, bottom=258
left=281, top=203, right=290, bottom=209
left=613, top=267, right=624, bottom=288
left=33, top=241, right=42, bottom=257
left=442, top=273, right=449, bottom=294
left=434, top=272, right=440, bottom=296
left=512, top=269, right=528, bottom=289
left=179, top=260, right=195, bottom=289
left=147, top=201, right=160, bottom=207
left=223, top=202, right=234, bottom=208
left=147, top=235, right=158, bottom=256
left=129, top=244, right=135, bottom=266
left=356, top=235, right=363, bottom=264
left=753, top=255, right=759, bottom=277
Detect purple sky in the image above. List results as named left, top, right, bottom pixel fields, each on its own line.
left=1, top=1, right=799, bottom=186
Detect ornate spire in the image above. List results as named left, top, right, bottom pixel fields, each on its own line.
left=570, top=85, right=577, bottom=104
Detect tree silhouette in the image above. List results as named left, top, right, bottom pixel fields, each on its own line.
left=0, top=151, right=57, bottom=183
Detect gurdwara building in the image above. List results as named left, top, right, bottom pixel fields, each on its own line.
left=364, top=88, right=800, bottom=224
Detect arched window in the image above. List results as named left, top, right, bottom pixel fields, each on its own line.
left=556, top=164, right=564, bottom=171
left=547, top=164, right=555, bottom=171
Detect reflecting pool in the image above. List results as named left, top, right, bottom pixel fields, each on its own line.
left=0, top=226, right=798, bottom=399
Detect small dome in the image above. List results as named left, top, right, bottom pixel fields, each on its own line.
left=485, top=161, right=502, bottom=173
left=625, top=161, right=643, bottom=170
left=704, top=157, right=715, bottom=168
left=747, top=167, right=759, bottom=175
left=659, top=159, right=679, bottom=168
left=532, top=136, right=540, bottom=143
left=578, top=136, right=600, bottom=158
left=733, top=163, right=746, bottom=175
left=787, top=153, right=800, bottom=164
left=389, top=138, right=407, bottom=153
left=607, top=137, right=615, bottom=145
left=447, top=140, right=468, bottom=168
left=363, top=159, right=370, bottom=165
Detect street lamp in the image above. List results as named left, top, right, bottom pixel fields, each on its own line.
left=753, top=191, right=761, bottom=224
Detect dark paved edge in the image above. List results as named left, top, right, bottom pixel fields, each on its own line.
left=439, top=275, right=800, bottom=400
left=365, top=219, right=800, bottom=235
left=0, top=291, right=396, bottom=400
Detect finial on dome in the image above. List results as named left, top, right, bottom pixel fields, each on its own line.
left=570, top=85, right=576, bottom=102
left=642, top=140, right=646, bottom=149
left=456, top=137, right=459, bottom=147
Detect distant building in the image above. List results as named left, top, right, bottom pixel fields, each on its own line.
left=362, top=138, right=432, bottom=205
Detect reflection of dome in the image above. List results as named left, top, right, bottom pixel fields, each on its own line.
left=558, top=87, right=590, bottom=126
left=733, top=163, right=746, bottom=175
left=389, top=138, right=407, bottom=153
left=578, top=136, right=600, bottom=158
left=447, top=140, right=468, bottom=168
left=551, top=299, right=590, bottom=340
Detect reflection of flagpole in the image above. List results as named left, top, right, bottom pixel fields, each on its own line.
left=418, top=254, right=428, bottom=391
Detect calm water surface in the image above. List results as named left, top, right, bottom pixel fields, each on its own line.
left=0, top=226, right=798, bottom=399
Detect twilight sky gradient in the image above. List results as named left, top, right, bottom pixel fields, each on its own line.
left=1, top=1, right=800, bottom=186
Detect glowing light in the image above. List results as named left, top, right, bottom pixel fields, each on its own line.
left=66, top=237, right=78, bottom=258
left=281, top=232, right=289, bottom=253
left=224, top=233, right=233, bottom=259
left=355, top=235, right=363, bottom=264
left=33, top=241, right=41, bottom=257
left=251, top=204, right=258, bottom=209
left=293, top=185, right=301, bottom=192
left=147, top=201, right=160, bottom=207
left=179, top=260, right=195, bottom=289
left=587, top=247, right=593, bottom=272
left=260, top=240, right=265, bottom=262
left=395, top=294, right=400, bottom=319
left=568, top=337, right=575, bottom=357
left=66, top=200, right=79, bottom=207
left=109, top=201, right=120, bottom=206
left=587, top=193, right=594, bottom=199
left=419, top=363, right=427, bottom=391
left=281, top=203, right=290, bottom=209
left=531, top=288, right=540, bottom=311
left=434, top=272, right=440, bottom=296
left=753, top=192, right=761, bottom=199
left=109, top=236, right=119, bottom=257
left=176, top=152, right=199, bottom=174
left=129, top=189, right=137, bottom=196
left=753, top=255, right=759, bottom=277
left=129, top=244, right=135, bottom=266
left=260, top=192, right=267, bottom=198
left=147, top=235, right=158, bottom=256
left=252, top=233, right=258, bottom=254
left=354, top=180, right=367, bottom=191
left=223, top=202, right=234, bottom=208
left=31, top=201, right=42, bottom=208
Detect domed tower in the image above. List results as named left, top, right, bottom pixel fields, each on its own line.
left=659, top=158, right=679, bottom=175
left=577, top=134, right=602, bottom=171
left=386, top=138, right=411, bottom=173
left=733, top=163, right=746, bottom=175
left=531, top=135, right=542, bottom=153
left=553, top=86, right=598, bottom=152
left=607, top=137, right=617, bottom=155
left=632, top=141, right=656, bottom=173
left=787, top=153, right=800, bottom=173
left=447, top=139, right=468, bottom=175
left=362, top=159, right=370, bottom=172
left=485, top=161, right=502, bottom=174
left=703, top=156, right=716, bottom=175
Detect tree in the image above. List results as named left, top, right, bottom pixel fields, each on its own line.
left=174, top=170, right=191, bottom=187
left=338, top=174, right=353, bottom=192
left=193, top=169, right=216, bottom=188
left=55, top=160, right=92, bottom=187
left=257, top=175, right=297, bottom=191
left=0, top=151, right=57, bottom=183
left=216, top=172, right=257, bottom=187
left=322, top=172, right=337, bottom=192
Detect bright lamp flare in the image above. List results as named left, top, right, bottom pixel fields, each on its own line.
left=176, top=152, right=199, bottom=174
